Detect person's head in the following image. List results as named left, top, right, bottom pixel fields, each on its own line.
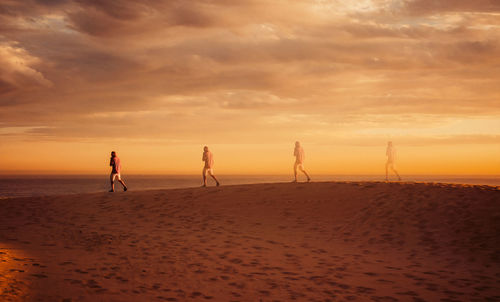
left=295, top=141, right=300, bottom=147
left=387, top=141, right=393, bottom=147
left=203, top=146, right=208, bottom=152
left=111, top=151, right=116, bottom=157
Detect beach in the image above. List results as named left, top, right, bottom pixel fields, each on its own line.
left=1, top=181, right=499, bottom=301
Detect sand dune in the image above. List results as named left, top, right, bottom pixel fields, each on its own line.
left=1, top=182, right=499, bottom=301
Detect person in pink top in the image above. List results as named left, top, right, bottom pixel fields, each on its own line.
left=109, top=151, right=128, bottom=192
left=202, top=146, right=220, bottom=187
left=293, top=141, right=311, bottom=182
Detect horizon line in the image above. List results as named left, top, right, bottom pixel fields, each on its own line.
left=1, top=173, right=499, bottom=177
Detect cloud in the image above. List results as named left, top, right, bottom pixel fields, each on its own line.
left=403, top=0, right=500, bottom=15
left=0, top=42, right=52, bottom=92
left=0, top=0, right=498, bottom=147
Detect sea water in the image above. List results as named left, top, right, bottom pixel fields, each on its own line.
left=0, top=175, right=498, bottom=199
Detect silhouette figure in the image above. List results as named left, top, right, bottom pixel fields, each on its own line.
left=109, top=151, right=128, bottom=192
left=293, top=141, right=311, bottom=182
left=385, top=141, right=401, bottom=181
left=202, top=146, right=220, bottom=187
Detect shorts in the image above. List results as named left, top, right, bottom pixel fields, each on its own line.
left=386, top=161, right=396, bottom=168
left=203, top=167, right=214, bottom=175
left=294, top=162, right=304, bottom=168
left=111, top=173, right=121, bottom=181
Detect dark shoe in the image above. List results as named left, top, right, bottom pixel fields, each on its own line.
left=124, top=187, right=128, bottom=192
left=216, top=182, right=220, bottom=187
left=307, top=178, right=311, bottom=182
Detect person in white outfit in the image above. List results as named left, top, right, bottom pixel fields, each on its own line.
left=202, top=146, right=220, bottom=187
left=293, top=141, right=311, bottom=182
left=385, top=141, right=401, bottom=181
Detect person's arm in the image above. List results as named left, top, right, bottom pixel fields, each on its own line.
left=110, top=157, right=114, bottom=166
left=202, top=152, right=206, bottom=162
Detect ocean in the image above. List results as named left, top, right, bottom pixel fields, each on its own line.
left=0, top=175, right=498, bottom=199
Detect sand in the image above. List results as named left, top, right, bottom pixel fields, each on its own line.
left=1, top=181, right=499, bottom=302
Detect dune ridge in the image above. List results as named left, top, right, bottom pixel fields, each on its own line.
left=1, top=181, right=499, bottom=301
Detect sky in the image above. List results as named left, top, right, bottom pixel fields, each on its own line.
left=0, top=0, right=499, bottom=175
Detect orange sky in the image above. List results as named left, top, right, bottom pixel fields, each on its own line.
left=0, top=0, right=499, bottom=175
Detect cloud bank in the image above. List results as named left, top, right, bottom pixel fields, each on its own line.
left=0, top=0, right=498, bottom=171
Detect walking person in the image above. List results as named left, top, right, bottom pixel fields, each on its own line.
left=202, top=146, right=220, bottom=187
left=109, top=151, right=128, bottom=192
left=385, top=141, right=401, bottom=181
left=293, top=141, right=311, bottom=182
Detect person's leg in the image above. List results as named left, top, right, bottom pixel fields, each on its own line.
left=299, top=165, right=311, bottom=182
left=385, top=162, right=389, bottom=181
left=208, top=170, right=220, bottom=186
left=293, top=162, right=298, bottom=182
left=109, top=173, right=116, bottom=192
left=391, top=165, right=401, bottom=181
left=202, top=167, right=208, bottom=187
left=116, top=175, right=127, bottom=191
left=118, top=179, right=127, bottom=189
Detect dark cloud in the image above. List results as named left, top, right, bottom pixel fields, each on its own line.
left=0, top=1, right=38, bottom=16
left=74, top=0, right=149, bottom=20
left=443, top=40, right=499, bottom=63
left=404, top=0, right=500, bottom=15
left=35, top=0, right=67, bottom=6
left=0, top=79, right=16, bottom=95
left=65, top=0, right=258, bottom=36
left=0, top=0, right=498, bottom=144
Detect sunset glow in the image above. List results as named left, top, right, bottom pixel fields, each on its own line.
left=1, top=0, right=499, bottom=175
